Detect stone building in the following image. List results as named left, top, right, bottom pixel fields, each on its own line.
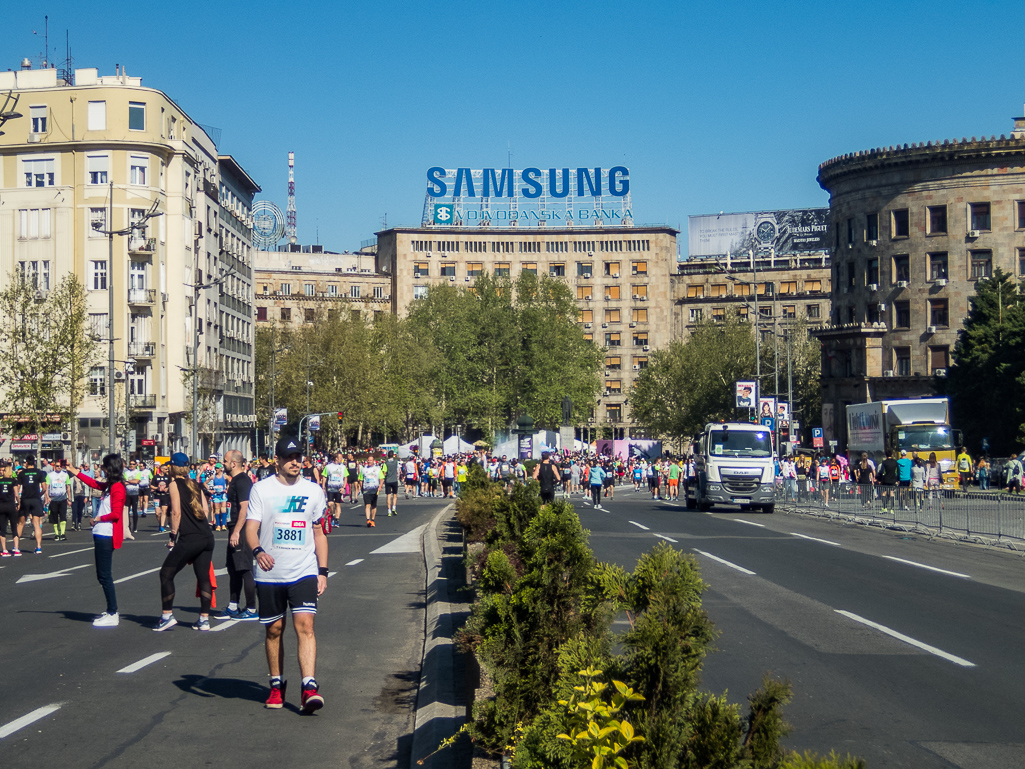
left=814, top=107, right=1025, bottom=444
left=375, top=225, right=678, bottom=438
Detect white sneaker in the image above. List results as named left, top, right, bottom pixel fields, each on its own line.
left=93, top=612, right=120, bottom=627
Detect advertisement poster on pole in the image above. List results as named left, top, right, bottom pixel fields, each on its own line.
left=735, top=380, right=757, bottom=409
left=274, top=408, right=288, bottom=428
left=309, top=415, right=321, bottom=432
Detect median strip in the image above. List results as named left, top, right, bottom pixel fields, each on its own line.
left=834, top=610, right=975, bottom=667
left=692, top=549, right=756, bottom=575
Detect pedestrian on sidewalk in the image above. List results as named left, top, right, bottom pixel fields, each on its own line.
left=67, top=455, right=126, bottom=627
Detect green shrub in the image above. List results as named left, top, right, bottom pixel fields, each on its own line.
left=780, top=751, right=867, bottom=769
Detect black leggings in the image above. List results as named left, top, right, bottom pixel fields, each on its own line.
left=226, top=547, right=256, bottom=608
left=126, top=494, right=139, bottom=531
left=591, top=483, right=602, bottom=505
left=159, top=535, right=214, bottom=613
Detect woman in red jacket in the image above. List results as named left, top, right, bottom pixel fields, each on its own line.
left=69, top=455, right=126, bottom=627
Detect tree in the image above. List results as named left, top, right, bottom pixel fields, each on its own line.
left=630, top=311, right=756, bottom=445
left=948, top=269, right=1025, bottom=455
left=48, top=274, right=100, bottom=459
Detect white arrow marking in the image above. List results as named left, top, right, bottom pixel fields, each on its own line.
left=17, top=563, right=91, bottom=584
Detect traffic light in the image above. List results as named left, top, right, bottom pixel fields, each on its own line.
left=337, top=411, right=344, bottom=422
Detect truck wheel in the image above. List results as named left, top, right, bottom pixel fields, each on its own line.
left=685, top=495, right=697, bottom=510
left=698, top=499, right=712, bottom=513
left=761, top=505, right=775, bottom=515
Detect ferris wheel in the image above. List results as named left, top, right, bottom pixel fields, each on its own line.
left=252, top=200, right=285, bottom=250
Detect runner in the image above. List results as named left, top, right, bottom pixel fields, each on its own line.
left=346, top=452, right=361, bottom=503
left=360, top=454, right=382, bottom=527
left=0, top=462, right=20, bottom=556
left=403, top=455, right=418, bottom=499
left=154, top=465, right=171, bottom=533
left=211, top=465, right=228, bottom=530
left=245, top=435, right=328, bottom=712
left=255, top=454, right=275, bottom=482
left=138, top=461, right=152, bottom=519
left=383, top=451, right=400, bottom=516
left=441, top=456, right=456, bottom=499
left=667, top=459, right=680, bottom=501
left=321, top=452, right=347, bottom=526
left=532, top=451, right=559, bottom=505
left=17, top=455, right=47, bottom=554
left=71, top=466, right=88, bottom=532
left=45, top=460, right=71, bottom=541
left=67, top=455, right=126, bottom=627
left=587, top=459, right=607, bottom=510
left=216, top=450, right=258, bottom=621
left=123, top=459, right=141, bottom=536
left=154, top=452, right=215, bottom=631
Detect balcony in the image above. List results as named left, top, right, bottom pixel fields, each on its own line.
left=128, top=341, right=156, bottom=358
left=130, top=394, right=157, bottom=409
left=128, top=237, right=156, bottom=254
left=128, top=288, right=156, bottom=305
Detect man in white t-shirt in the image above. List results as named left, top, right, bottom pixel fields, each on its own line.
left=321, top=451, right=347, bottom=525
left=360, top=455, right=382, bottom=528
left=246, top=436, right=328, bottom=714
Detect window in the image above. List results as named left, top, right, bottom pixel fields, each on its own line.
left=413, top=285, right=428, bottom=300
left=256, top=306, right=267, bottom=321
left=583, top=333, right=593, bottom=342
left=846, top=218, right=854, bottom=245
left=278, top=282, right=291, bottom=295
left=711, top=307, right=725, bottom=322
left=895, top=347, right=911, bottom=377
left=605, top=309, right=621, bottom=324
left=350, top=285, right=361, bottom=298
left=494, top=262, right=510, bottom=278
left=577, top=286, right=593, bottom=300
left=1017, top=201, right=1025, bottom=230
left=927, top=206, right=947, bottom=234
left=604, top=261, right=620, bottom=277
left=970, top=250, right=992, bottom=279
left=607, top=404, right=622, bottom=422
left=806, top=304, right=820, bottom=319
left=632, top=308, right=648, bottom=323
left=605, top=285, right=621, bottom=300
left=304, top=283, right=315, bottom=296
left=780, top=281, right=797, bottom=295
left=440, top=262, right=456, bottom=277
left=759, top=282, right=774, bottom=296
left=759, top=306, right=773, bottom=319
left=686, top=284, right=704, bottom=298
left=373, top=285, right=385, bottom=299
left=782, top=305, right=796, bottom=319
left=847, top=306, right=856, bottom=324
left=930, top=299, right=949, bottom=327
left=931, top=346, right=949, bottom=374
left=734, top=282, right=752, bottom=297
left=521, top=262, right=537, bottom=275
left=89, top=207, right=106, bottom=236
left=866, top=259, right=879, bottom=286
left=328, top=284, right=338, bottom=297
left=23, top=157, right=55, bottom=187
left=606, top=355, right=622, bottom=370
left=20, top=260, right=50, bottom=291
left=710, top=283, right=727, bottom=297
left=633, top=285, right=648, bottom=299
left=129, top=155, right=148, bottom=185
left=30, top=105, right=47, bottom=133
left=892, top=254, right=910, bottom=283
left=304, top=308, right=315, bottom=322
left=581, top=309, right=593, bottom=324
left=467, top=262, right=483, bottom=277
left=90, top=261, right=108, bottom=290
left=413, top=261, right=429, bottom=278
left=605, top=380, right=622, bottom=394
left=891, top=209, right=910, bottom=238
left=89, top=366, right=106, bottom=397
left=969, top=202, right=991, bottom=231
left=631, top=261, right=647, bottom=276
left=928, top=252, right=948, bottom=281
left=866, top=213, right=879, bottom=241
left=89, top=313, right=108, bottom=339
left=689, top=308, right=703, bottom=322
left=128, top=371, right=147, bottom=397
left=87, top=154, right=108, bottom=185
left=737, top=306, right=749, bottom=320
left=635, top=356, right=649, bottom=369
left=1019, top=248, right=1025, bottom=276
left=129, top=261, right=146, bottom=291
left=18, top=208, right=51, bottom=239
left=867, top=304, right=880, bottom=324
left=550, top=263, right=566, bottom=277
left=894, top=301, right=910, bottom=328
left=806, top=279, right=822, bottom=293
left=129, top=101, right=146, bottom=131
left=605, top=332, right=621, bottom=346
left=88, top=100, right=106, bottom=131
left=633, top=331, right=648, bottom=347
left=577, top=262, right=593, bottom=277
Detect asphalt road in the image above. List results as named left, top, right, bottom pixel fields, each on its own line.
left=0, top=494, right=452, bottom=769
left=571, top=485, right=1025, bottom=769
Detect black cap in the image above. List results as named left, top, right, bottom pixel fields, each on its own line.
left=275, top=436, right=302, bottom=458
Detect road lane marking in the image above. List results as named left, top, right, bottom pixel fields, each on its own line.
left=210, top=620, right=239, bottom=633
left=0, top=704, right=62, bottom=739
left=117, top=652, right=171, bottom=674
left=653, top=534, right=678, bottom=543
left=328, top=571, right=338, bottom=578
left=213, top=568, right=228, bottom=577
left=113, top=567, right=161, bottom=584
left=834, top=610, right=975, bottom=667
left=49, top=547, right=93, bottom=558
left=345, top=559, right=364, bottom=566
left=692, top=549, right=756, bottom=575
left=17, top=563, right=92, bottom=584
left=881, top=555, right=970, bottom=579
left=628, top=521, right=650, bottom=531
left=733, top=519, right=765, bottom=528
left=791, top=533, right=842, bottom=547
left=370, top=524, right=427, bottom=554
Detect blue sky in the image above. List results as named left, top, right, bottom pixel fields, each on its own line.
left=5, top=1, right=1025, bottom=255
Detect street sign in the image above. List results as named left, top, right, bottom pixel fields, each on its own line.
left=812, top=427, right=824, bottom=448
left=982, top=438, right=990, bottom=451
left=141, top=439, right=156, bottom=447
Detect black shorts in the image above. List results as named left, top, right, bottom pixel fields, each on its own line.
left=405, top=475, right=416, bottom=485
left=21, top=498, right=43, bottom=518
left=327, top=490, right=343, bottom=503
left=442, top=478, right=453, bottom=488
left=139, top=486, right=150, bottom=496
left=539, top=490, right=555, bottom=505
left=256, top=576, right=318, bottom=624
left=385, top=482, right=398, bottom=495
left=363, top=491, right=379, bottom=509
left=48, top=499, right=69, bottom=524
left=0, top=507, right=16, bottom=536
left=157, top=494, right=171, bottom=508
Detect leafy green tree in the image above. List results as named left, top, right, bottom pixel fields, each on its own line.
left=948, top=269, right=1025, bottom=454
left=48, top=274, right=100, bottom=458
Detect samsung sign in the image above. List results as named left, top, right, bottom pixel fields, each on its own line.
left=426, top=167, right=629, bottom=199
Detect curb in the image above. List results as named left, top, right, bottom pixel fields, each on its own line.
left=410, top=503, right=464, bottom=768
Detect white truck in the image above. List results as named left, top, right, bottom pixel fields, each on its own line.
left=686, top=421, right=777, bottom=514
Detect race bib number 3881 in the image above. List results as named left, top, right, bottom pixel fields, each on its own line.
left=272, top=518, right=307, bottom=549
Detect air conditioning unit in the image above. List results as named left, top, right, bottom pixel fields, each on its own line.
left=968, top=230, right=980, bottom=238
left=632, top=294, right=639, bottom=299
left=883, top=369, right=894, bottom=377
left=643, top=345, right=650, bottom=351
left=113, top=370, right=126, bottom=380
left=936, top=278, right=948, bottom=286
left=611, top=273, right=620, bottom=278
left=927, top=325, right=937, bottom=334
left=465, top=277, right=470, bottom=281
left=934, top=368, right=948, bottom=377
left=897, top=280, right=909, bottom=288
left=868, top=239, right=878, bottom=246
left=588, top=417, right=595, bottom=423
left=61, top=432, right=71, bottom=442
left=449, top=276, right=455, bottom=281
left=630, top=322, right=637, bottom=328
left=877, top=303, right=886, bottom=312
left=195, top=220, right=203, bottom=238
left=604, top=295, right=612, bottom=301
left=583, top=272, right=592, bottom=278
left=601, top=323, right=608, bottom=328
left=116, top=416, right=127, bottom=426
left=584, top=323, right=592, bottom=329
left=27, top=132, right=43, bottom=143
left=868, top=283, right=878, bottom=291
left=632, top=365, right=639, bottom=370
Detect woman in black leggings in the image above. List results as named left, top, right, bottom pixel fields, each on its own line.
left=153, top=453, right=214, bottom=632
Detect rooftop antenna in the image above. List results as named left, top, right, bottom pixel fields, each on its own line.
left=507, top=142, right=512, bottom=168
left=286, top=151, right=297, bottom=245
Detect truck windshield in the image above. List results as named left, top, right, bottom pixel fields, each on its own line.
left=894, top=426, right=953, bottom=452
left=708, top=429, right=772, bottom=457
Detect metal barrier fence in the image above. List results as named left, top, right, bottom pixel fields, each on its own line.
left=774, top=480, right=1025, bottom=548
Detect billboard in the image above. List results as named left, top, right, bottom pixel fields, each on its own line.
left=688, top=208, right=829, bottom=258
left=735, top=380, right=757, bottom=409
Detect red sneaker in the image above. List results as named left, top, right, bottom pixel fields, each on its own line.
left=301, top=684, right=324, bottom=714
left=265, top=681, right=286, bottom=709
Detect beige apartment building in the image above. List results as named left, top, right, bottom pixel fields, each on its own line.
left=375, top=225, right=678, bottom=437
left=0, top=63, right=258, bottom=460
left=815, top=108, right=1025, bottom=444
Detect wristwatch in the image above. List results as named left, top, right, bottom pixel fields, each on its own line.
left=253, top=546, right=266, bottom=556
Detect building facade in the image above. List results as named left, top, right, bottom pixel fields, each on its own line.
left=0, top=64, right=258, bottom=460
left=375, top=225, right=678, bottom=437
left=814, top=108, right=1025, bottom=445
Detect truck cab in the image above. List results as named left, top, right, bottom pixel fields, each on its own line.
left=687, top=422, right=777, bottom=514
